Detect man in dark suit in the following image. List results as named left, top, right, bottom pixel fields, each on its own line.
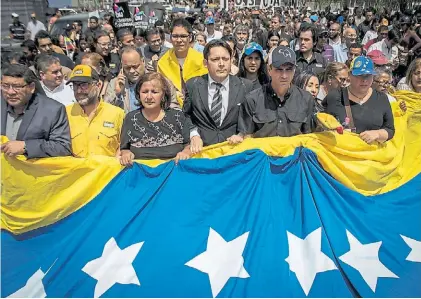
left=183, top=39, right=254, bottom=153
left=1, top=64, right=72, bottom=158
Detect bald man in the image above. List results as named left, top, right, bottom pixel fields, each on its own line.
left=343, top=27, right=357, bottom=47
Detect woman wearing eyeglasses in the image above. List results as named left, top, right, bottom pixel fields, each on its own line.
left=325, top=56, right=395, bottom=144
left=372, top=67, right=396, bottom=101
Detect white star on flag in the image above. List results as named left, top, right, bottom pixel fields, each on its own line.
left=7, top=259, right=57, bottom=298
left=82, top=237, right=144, bottom=298
left=185, top=227, right=250, bottom=298
left=400, top=235, right=421, bottom=263
left=285, top=227, right=337, bottom=296
left=339, top=230, right=398, bottom=292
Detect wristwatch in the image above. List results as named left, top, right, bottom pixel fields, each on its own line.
left=23, top=143, right=27, bottom=155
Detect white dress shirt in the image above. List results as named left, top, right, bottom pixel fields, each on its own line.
left=41, top=80, right=76, bottom=106
left=205, top=30, right=223, bottom=42
left=190, top=75, right=230, bottom=138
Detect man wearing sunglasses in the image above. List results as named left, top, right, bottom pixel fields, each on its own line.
left=1, top=64, right=71, bottom=158
left=66, top=65, right=124, bottom=158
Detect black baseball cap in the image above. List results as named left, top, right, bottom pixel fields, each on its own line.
left=268, top=46, right=296, bottom=68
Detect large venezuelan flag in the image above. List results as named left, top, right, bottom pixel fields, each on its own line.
left=1, top=91, right=421, bottom=297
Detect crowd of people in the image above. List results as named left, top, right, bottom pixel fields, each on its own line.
left=2, top=4, right=420, bottom=166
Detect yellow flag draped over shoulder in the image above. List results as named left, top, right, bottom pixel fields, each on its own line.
left=2, top=91, right=421, bottom=234
left=157, top=47, right=208, bottom=106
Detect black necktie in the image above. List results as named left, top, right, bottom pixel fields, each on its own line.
left=211, top=82, right=223, bottom=126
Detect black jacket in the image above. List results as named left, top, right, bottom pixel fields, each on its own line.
left=295, top=51, right=327, bottom=78
left=183, top=75, right=254, bottom=146
left=238, top=84, right=315, bottom=138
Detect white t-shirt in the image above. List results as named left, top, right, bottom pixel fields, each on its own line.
left=27, top=20, right=46, bottom=40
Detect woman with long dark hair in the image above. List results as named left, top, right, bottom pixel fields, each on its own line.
left=238, top=42, right=269, bottom=90
left=294, top=71, right=322, bottom=111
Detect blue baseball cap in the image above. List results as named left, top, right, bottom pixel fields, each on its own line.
left=350, top=56, right=376, bottom=76
left=204, top=17, right=215, bottom=25
left=310, top=15, right=319, bottom=22
left=243, top=42, right=264, bottom=57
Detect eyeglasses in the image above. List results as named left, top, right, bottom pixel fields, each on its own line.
left=1, top=83, right=27, bottom=91
left=336, top=77, right=350, bottom=83
left=72, top=82, right=94, bottom=90
left=171, top=34, right=190, bottom=40
left=374, top=80, right=391, bottom=86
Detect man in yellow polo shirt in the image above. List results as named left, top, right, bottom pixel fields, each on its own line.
left=66, top=65, right=124, bottom=157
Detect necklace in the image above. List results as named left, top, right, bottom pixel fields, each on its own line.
left=348, top=87, right=369, bottom=104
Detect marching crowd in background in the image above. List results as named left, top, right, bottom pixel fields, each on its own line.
left=2, top=4, right=421, bottom=166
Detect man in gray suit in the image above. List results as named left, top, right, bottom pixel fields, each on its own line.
left=183, top=40, right=254, bottom=153
left=1, top=64, right=72, bottom=158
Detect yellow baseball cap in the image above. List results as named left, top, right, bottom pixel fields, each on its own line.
left=67, top=65, right=100, bottom=84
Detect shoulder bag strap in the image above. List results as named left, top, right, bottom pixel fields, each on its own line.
left=341, top=87, right=357, bottom=133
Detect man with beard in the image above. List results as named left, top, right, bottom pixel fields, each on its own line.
left=331, top=26, right=357, bottom=63
left=357, top=8, right=375, bottom=41
left=104, top=47, right=146, bottom=113
left=89, top=30, right=121, bottom=80
left=233, top=24, right=249, bottom=53
left=66, top=65, right=124, bottom=158
left=183, top=40, right=254, bottom=153
left=37, top=55, right=76, bottom=106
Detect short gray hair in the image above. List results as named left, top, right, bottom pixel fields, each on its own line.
left=35, top=54, right=60, bottom=73
left=234, top=24, right=250, bottom=37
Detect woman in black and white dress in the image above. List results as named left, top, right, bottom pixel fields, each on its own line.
left=119, top=72, right=191, bottom=165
